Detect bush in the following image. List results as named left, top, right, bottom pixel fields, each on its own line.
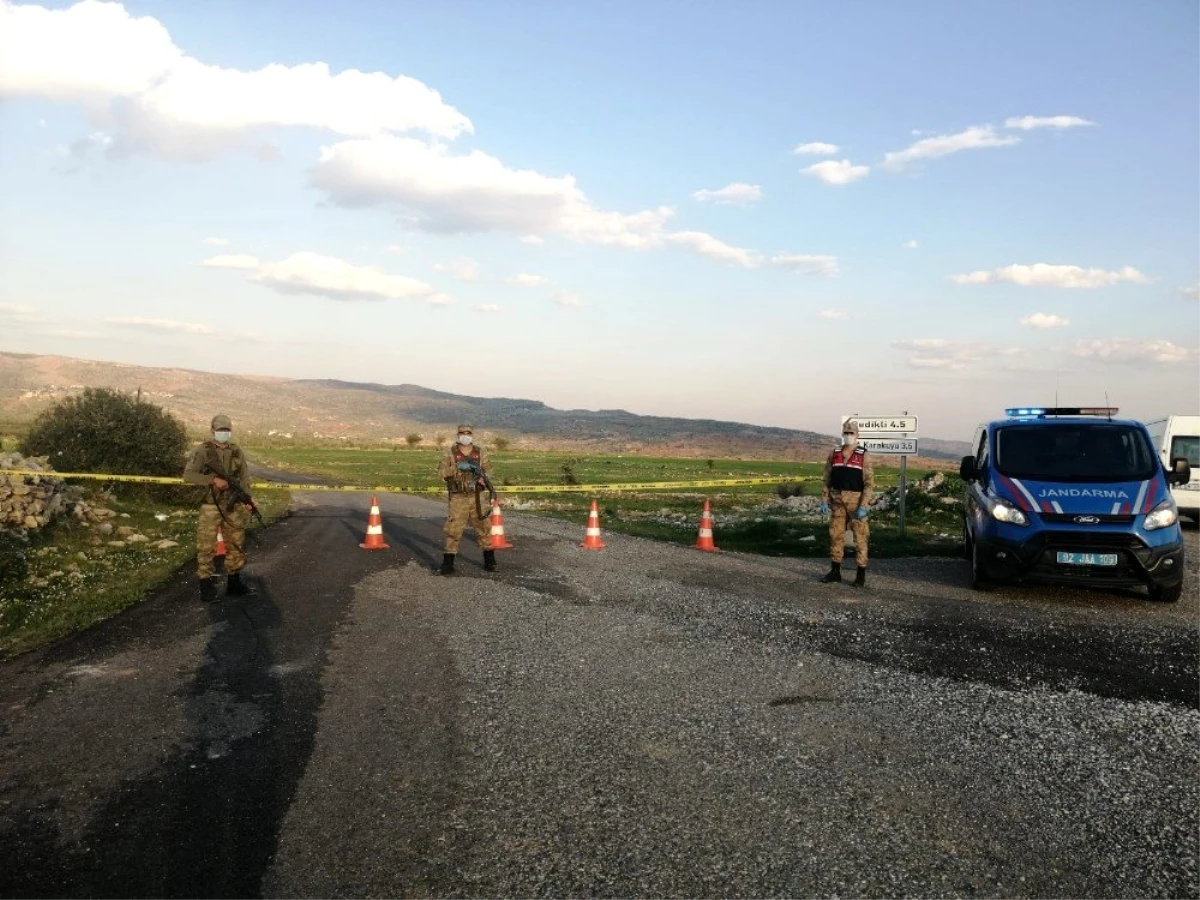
left=21, top=388, right=189, bottom=478
left=0, top=531, right=29, bottom=588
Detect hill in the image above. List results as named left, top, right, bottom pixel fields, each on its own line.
left=0, top=352, right=970, bottom=462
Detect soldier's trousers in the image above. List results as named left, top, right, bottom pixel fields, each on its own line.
left=829, top=490, right=869, bottom=567
left=444, top=492, right=492, bottom=554
left=196, top=503, right=249, bottom=578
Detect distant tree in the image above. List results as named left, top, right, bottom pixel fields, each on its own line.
left=493, top=436, right=510, bottom=451
left=405, top=433, right=422, bottom=448
left=434, top=433, right=447, bottom=448
left=21, top=387, right=188, bottom=477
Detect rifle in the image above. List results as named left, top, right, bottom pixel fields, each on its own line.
left=455, top=459, right=497, bottom=517
left=207, top=465, right=267, bottom=535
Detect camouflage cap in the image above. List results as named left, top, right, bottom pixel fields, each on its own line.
left=211, top=414, right=233, bottom=430
left=457, top=423, right=474, bottom=434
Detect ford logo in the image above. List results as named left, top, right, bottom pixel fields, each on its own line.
left=1074, top=515, right=1101, bottom=525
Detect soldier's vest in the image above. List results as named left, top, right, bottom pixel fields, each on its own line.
left=448, top=446, right=482, bottom=494
left=829, top=447, right=866, bottom=492
left=200, top=441, right=246, bottom=504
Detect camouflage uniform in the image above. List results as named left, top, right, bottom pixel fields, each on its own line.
left=435, top=424, right=495, bottom=574
left=182, top=414, right=256, bottom=599
left=820, top=422, right=874, bottom=584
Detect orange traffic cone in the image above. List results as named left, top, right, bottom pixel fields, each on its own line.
left=581, top=499, right=606, bottom=549
left=489, top=500, right=514, bottom=549
left=694, top=499, right=719, bottom=552
left=215, top=527, right=226, bottom=557
left=359, top=494, right=390, bottom=550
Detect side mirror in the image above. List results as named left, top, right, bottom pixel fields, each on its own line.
left=959, top=455, right=977, bottom=482
left=1168, top=457, right=1192, bottom=486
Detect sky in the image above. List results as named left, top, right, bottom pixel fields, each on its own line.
left=0, top=0, right=1197, bottom=443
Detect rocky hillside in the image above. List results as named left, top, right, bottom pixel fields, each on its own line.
left=0, top=352, right=970, bottom=461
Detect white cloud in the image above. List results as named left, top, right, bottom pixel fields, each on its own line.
left=505, top=273, right=548, bottom=287
left=1004, top=115, right=1095, bottom=131
left=950, top=263, right=1149, bottom=289
left=519, top=235, right=545, bottom=245
left=883, top=126, right=1020, bottom=171
left=0, top=302, right=39, bottom=319
left=554, top=292, right=586, bottom=308
left=802, top=159, right=869, bottom=185
left=666, top=231, right=758, bottom=267
left=1071, top=339, right=1197, bottom=365
left=904, top=239, right=919, bottom=249
left=818, top=310, right=847, bottom=320
left=434, top=257, right=479, bottom=282
left=793, top=142, right=839, bottom=156
left=474, top=303, right=502, bottom=313
left=769, top=253, right=839, bottom=277
left=202, top=253, right=261, bottom=270
left=106, top=316, right=212, bottom=334
left=892, top=338, right=1024, bottom=370
left=1182, top=284, right=1200, bottom=299
left=205, top=250, right=443, bottom=302
left=1020, top=312, right=1070, bottom=328
left=312, top=136, right=673, bottom=246
left=384, top=243, right=407, bottom=255
left=692, top=182, right=762, bottom=205
left=0, top=0, right=472, bottom=161
left=203, top=236, right=230, bottom=246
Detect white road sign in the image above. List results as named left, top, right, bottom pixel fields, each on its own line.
left=842, top=414, right=918, bottom=435
left=859, top=437, right=919, bottom=455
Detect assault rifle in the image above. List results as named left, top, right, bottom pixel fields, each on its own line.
left=209, top=468, right=267, bottom=532
left=455, top=459, right=497, bottom=514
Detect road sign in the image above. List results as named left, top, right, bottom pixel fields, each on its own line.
left=858, top=437, right=919, bottom=455
left=842, top=414, right=918, bottom=435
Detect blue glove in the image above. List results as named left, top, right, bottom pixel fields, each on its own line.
left=817, top=502, right=830, bottom=516
left=854, top=507, right=869, bottom=520
left=456, top=460, right=475, bottom=472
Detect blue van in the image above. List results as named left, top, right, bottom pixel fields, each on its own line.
left=960, top=407, right=1192, bottom=603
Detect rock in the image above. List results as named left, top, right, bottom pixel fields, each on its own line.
left=97, top=523, right=114, bottom=535
left=126, top=534, right=150, bottom=543
left=107, top=541, right=126, bottom=548
left=23, top=516, right=39, bottom=529
left=116, top=526, right=136, bottom=537
left=152, top=539, right=180, bottom=550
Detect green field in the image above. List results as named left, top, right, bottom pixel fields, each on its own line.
left=250, top=446, right=964, bottom=560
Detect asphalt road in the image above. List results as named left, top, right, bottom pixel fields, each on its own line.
left=1, top=492, right=1196, bottom=898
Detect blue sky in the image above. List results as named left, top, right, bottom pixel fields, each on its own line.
left=0, top=0, right=1196, bottom=442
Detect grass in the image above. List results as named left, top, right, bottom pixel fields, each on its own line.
left=0, top=487, right=290, bottom=659
left=251, top=444, right=964, bottom=559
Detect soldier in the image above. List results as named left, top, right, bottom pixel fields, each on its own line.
left=818, top=419, right=874, bottom=587
left=183, top=414, right=258, bottom=601
left=435, top=424, right=496, bottom=575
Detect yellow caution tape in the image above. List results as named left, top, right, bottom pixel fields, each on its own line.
left=1, top=469, right=816, bottom=495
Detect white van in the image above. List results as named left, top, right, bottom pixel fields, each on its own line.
left=1145, top=415, right=1199, bottom=523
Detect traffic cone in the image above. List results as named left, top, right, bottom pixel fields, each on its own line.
left=215, top=528, right=226, bottom=557
left=489, top=500, right=514, bottom=549
left=580, top=500, right=606, bottom=549
left=694, top=499, right=719, bottom=552
left=359, top=495, right=390, bottom=550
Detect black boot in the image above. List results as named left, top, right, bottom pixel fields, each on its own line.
left=199, top=577, right=218, bottom=602
left=483, top=549, right=497, bottom=572
left=820, top=562, right=842, bottom=583
left=854, top=566, right=866, bottom=588
left=226, top=571, right=258, bottom=597
left=437, top=553, right=455, bottom=575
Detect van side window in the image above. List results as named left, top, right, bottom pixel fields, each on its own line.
left=976, top=431, right=989, bottom=472
left=1171, top=435, right=1199, bottom=467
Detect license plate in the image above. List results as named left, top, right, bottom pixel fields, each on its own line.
left=1057, top=551, right=1118, bottom=566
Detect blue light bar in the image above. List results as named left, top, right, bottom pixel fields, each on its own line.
left=1004, top=406, right=1118, bottom=418
left=1005, top=407, right=1046, bottom=417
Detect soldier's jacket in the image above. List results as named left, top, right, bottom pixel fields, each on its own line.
left=821, top=444, right=874, bottom=505
left=437, top=444, right=492, bottom=494
left=183, top=440, right=250, bottom=507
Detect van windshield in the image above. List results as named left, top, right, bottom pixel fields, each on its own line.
left=995, top=424, right=1156, bottom=482
left=1170, top=435, right=1199, bottom=467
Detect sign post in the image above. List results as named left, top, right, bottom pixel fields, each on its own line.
left=842, top=413, right=919, bottom=539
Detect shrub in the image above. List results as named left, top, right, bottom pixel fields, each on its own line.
left=21, top=388, right=189, bottom=478
left=494, top=436, right=510, bottom=452
left=405, top=433, right=422, bottom=448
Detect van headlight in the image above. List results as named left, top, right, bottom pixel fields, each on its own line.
left=989, top=497, right=1029, bottom=526
left=1144, top=500, right=1178, bottom=531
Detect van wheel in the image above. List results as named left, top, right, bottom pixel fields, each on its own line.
left=1148, top=582, right=1182, bottom=604
left=970, top=539, right=990, bottom=592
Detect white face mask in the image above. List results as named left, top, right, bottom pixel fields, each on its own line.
left=214, top=430, right=232, bottom=443
left=841, top=433, right=855, bottom=446
left=457, top=435, right=473, bottom=446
